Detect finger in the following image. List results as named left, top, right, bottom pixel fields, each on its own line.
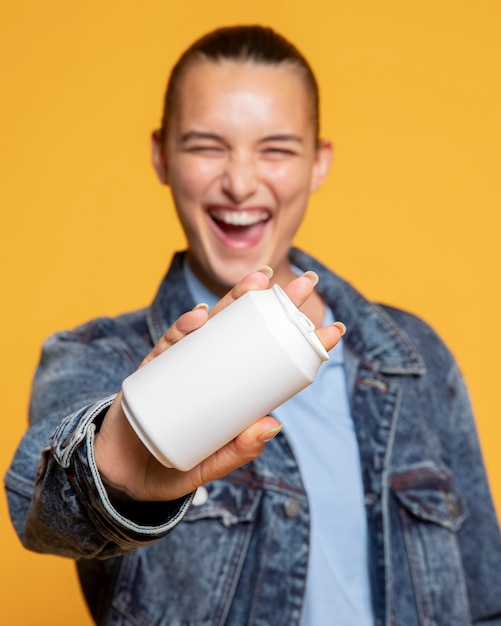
left=209, top=266, right=273, bottom=317
left=282, top=271, right=319, bottom=309
left=316, top=322, right=346, bottom=352
left=194, top=416, right=283, bottom=485
left=141, top=306, right=209, bottom=366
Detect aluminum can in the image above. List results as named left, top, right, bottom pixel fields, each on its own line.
left=121, top=284, right=329, bottom=471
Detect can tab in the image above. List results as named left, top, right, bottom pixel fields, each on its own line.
left=271, top=285, right=329, bottom=361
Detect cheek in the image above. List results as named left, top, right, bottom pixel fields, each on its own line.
left=170, top=158, right=222, bottom=202
left=268, top=162, right=314, bottom=207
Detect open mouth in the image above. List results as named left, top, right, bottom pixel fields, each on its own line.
left=208, top=208, right=271, bottom=247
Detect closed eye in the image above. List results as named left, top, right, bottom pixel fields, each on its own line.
left=184, top=144, right=226, bottom=154
left=263, top=147, right=298, bottom=155
left=181, top=131, right=228, bottom=155
left=259, top=134, right=303, bottom=158
left=260, top=146, right=300, bottom=159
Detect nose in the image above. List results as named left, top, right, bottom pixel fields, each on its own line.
left=220, top=153, right=257, bottom=203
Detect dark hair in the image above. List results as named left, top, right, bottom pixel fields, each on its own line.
left=160, top=25, right=320, bottom=140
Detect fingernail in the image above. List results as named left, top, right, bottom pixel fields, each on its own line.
left=192, top=302, right=209, bottom=311
left=257, top=265, right=274, bottom=279
left=258, top=423, right=283, bottom=443
left=303, top=270, right=319, bottom=286
left=332, top=321, right=347, bottom=336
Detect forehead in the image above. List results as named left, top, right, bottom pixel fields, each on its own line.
left=169, top=59, right=315, bottom=137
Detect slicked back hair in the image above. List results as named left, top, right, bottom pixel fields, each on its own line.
left=160, top=25, right=320, bottom=141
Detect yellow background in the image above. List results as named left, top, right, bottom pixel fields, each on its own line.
left=1, top=1, right=499, bottom=624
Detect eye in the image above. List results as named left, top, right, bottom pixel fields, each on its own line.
left=185, top=144, right=225, bottom=154
left=261, top=146, right=298, bottom=158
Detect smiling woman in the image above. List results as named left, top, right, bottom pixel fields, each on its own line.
left=152, top=58, right=332, bottom=296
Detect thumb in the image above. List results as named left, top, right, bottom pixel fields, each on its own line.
left=196, top=416, right=283, bottom=484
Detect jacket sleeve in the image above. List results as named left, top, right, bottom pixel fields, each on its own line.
left=4, top=318, right=192, bottom=559
left=382, top=303, right=500, bottom=623
left=449, top=364, right=501, bottom=624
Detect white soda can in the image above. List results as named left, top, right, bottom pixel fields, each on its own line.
left=121, top=284, right=329, bottom=471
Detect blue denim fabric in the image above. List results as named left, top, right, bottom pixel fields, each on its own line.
left=5, top=249, right=501, bottom=625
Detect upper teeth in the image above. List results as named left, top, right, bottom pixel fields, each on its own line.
left=210, top=209, right=269, bottom=226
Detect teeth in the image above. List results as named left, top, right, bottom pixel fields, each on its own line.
left=210, top=209, right=269, bottom=226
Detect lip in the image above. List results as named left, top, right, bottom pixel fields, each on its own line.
left=206, top=205, right=272, bottom=250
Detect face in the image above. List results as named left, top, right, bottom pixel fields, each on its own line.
left=152, top=59, right=332, bottom=295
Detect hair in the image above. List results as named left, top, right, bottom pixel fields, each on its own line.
left=160, top=25, right=320, bottom=141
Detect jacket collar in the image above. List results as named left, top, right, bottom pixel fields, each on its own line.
left=148, top=249, right=425, bottom=377
left=289, top=248, right=425, bottom=375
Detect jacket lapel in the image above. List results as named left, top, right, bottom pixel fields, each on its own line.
left=146, top=252, right=195, bottom=344
left=290, top=247, right=426, bottom=625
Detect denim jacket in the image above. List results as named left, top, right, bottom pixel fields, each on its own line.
left=5, top=249, right=501, bottom=626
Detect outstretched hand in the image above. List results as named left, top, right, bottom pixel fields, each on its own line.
left=93, top=267, right=344, bottom=503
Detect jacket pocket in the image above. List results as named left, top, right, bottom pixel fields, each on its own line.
left=110, top=478, right=262, bottom=626
left=390, top=463, right=472, bottom=626
left=391, top=462, right=468, bottom=531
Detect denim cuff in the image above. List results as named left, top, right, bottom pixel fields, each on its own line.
left=50, top=396, right=194, bottom=542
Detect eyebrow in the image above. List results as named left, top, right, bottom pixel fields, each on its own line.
left=259, top=134, right=304, bottom=144
left=181, top=131, right=225, bottom=143
left=180, top=131, right=304, bottom=144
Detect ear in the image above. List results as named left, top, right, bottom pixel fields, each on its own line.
left=310, top=139, right=333, bottom=193
left=151, top=129, right=169, bottom=185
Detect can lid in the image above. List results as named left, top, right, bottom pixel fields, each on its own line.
left=272, top=284, right=329, bottom=361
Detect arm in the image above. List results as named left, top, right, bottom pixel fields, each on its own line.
left=5, top=269, right=342, bottom=559
left=5, top=326, right=188, bottom=559
left=449, top=366, right=501, bottom=624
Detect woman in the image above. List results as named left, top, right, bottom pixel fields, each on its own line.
left=6, top=25, right=500, bottom=625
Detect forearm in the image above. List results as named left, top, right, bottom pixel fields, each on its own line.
left=5, top=397, right=191, bottom=559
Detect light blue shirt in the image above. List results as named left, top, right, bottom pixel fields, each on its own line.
left=184, top=261, right=373, bottom=625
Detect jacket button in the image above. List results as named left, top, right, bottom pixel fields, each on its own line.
left=192, top=486, right=208, bottom=506
left=283, top=498, right=301, bottom=518
left=364, top=492, right=377, bottom=506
